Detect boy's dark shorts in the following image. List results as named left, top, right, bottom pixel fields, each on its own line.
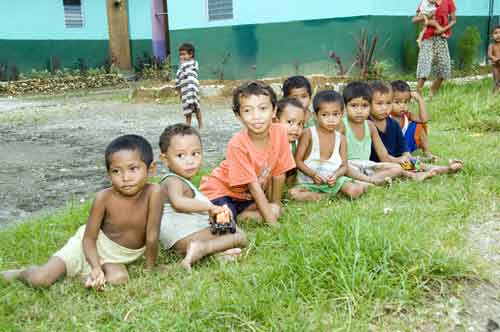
left=211, top=196, right=254, bottom=219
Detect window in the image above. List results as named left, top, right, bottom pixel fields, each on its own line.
left=63, top=0, right=84, bottom=28
left=207, top=0, right=233, bottom=21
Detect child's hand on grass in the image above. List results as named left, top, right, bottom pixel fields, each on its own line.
left=85, top=267, right=106, bottom=290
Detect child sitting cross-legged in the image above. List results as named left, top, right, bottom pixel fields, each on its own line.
left=200, top=81, right=296, bottom=226
left=390, top=80, right=437, bottom=161
left=158, top=124, right=247, bottom=272
left=369, top=81, right=463, bottom=175
left=289, top=90, right=371, bottom=201
left=338, top=81, right=434, bottom=185
left=2, top=135, right=163, bottom=289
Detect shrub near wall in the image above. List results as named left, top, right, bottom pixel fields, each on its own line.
left=0, top=74, right=126, bottom=96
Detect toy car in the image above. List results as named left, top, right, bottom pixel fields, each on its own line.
left=209, top=210, right=237, bottom=235
left=401, top=157, right=421, bottom=171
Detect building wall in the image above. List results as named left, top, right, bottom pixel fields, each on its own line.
left=0, top=0, right=154, bottom=73
left=169, top=0, right=499, bottom=79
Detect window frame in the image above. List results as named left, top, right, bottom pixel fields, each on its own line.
left=206, top=0, right=234, bottom=21
left=63, top=0, right=85, bottom=29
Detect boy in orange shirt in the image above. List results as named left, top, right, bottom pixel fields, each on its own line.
left=200, top=81, right=296, bottom=226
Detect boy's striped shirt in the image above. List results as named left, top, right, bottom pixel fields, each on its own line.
left=175, top=59, right=200, bottom=114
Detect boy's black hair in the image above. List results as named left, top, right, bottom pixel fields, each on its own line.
left=369, top=81, right=392, bottom=96
left=232, top=81, right=277, bottom=114
left=390, top=80, right=411, bottom=93
left=159, top=123, right=202, bottom=153
left=276, top=97, right=305, bottom=119
left=179, top=43, right=195, bottom=57
left=342, top=81, right=372, bottom=104
left=282, top=75, right=312, bottom=97
left=313, top=90, right=344, bottom=112
left=494, top=25, right=500, bottom=32
left=105, top=134, right=153, bottom=171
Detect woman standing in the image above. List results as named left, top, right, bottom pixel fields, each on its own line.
left=413, top=0, right=457, bottom=97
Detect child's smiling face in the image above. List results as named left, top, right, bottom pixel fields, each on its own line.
left=346, top=97, right=370, bottom=124
left=277, top=104, right=305, bottom=142
left=287, top=87, right=312, bottom=110
left=316, top=102, right=343, bottom=131
left=237, top=94, right=276, bottom=136
left=371, top=92, right=393, bottom=121
left=160, top=134, right=202, bottom=179
left=391, top=91, right=411, bottom=116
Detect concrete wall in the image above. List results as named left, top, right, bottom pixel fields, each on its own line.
left=168, top=0, right=499, bottom=30
left=0, top=1, right=109, bottom=40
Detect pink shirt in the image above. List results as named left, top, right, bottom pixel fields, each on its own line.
left=200, top=124, right=295, bottom=201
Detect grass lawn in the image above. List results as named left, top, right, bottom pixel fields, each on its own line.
left=0, top=79, right=499, bottom=331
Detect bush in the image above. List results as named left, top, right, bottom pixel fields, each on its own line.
left=403, top=27, right=420, bottom=72
left=457, top=26, right=481, bottom=70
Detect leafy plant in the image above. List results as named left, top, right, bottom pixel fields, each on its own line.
left=457, top=26, right=481, bottom=70
left=73, top=58, right=88, bottom=75
left=403, top=27, right=419, bottom=72
left=212, top=52, right=231, bottom=81
left=354, top=29, right=379, bottom=79
left=135, top=53, right=171, bottom=81
left=328, top=51, right=347, bottom=76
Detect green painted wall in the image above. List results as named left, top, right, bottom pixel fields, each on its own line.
left=0, top=39, right=153, bottom=73
left=0, top=40, right=110, bottom=72
left=171, top=15, right=493, bottom=80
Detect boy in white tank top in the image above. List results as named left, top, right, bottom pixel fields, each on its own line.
left=289, top=90, right=371, bottom=201
left=158, top=124, right=247, bottom=272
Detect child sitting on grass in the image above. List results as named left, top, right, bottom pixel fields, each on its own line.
left=289, top=90, right=371, bottom=201
left=200, top=81, right=296, bottom=226
left=275, top=97, right=306, bottom=154
left=175, top=42, right=202, bottom=128
left=282, top=75, right=316, bottom=128
left=369, top=81, right=463, bottom=174
left=488, top=25, right=500, bottom=93
left=2, top=135, right=163, bottom=289
left=390, top=80, right=437, bottom=161
left=158, top=124, right=247, bottom=272
left=338, top=81, right=434, bottom=185
left=274, top=97, right=306, bottom=186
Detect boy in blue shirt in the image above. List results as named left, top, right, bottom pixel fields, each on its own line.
left=369, top=81, right=463, bottom=175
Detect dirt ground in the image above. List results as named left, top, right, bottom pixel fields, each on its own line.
left=0, top=89, right=241, bottom=227
left=0, top=88, right=498, bottom=331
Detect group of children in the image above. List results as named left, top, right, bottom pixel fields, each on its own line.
left=2, top=72, right=466, bottom=289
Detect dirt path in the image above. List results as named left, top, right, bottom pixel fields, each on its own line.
left=0, top=91, right=241, bottom=227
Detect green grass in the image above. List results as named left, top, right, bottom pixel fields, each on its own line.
left=1, top=79, right=499, bottom=331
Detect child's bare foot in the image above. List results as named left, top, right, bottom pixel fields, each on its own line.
left=448, top=159, right=464, bottom=173
left=1, top=269, right=23, bottom=282
left=408, top=170, right=436, bottom=181
left=181, top=240, right=207, bottom=273
left=216, top=248, right=242, bottom=263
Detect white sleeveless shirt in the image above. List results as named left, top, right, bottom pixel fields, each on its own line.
left=297, top=127, right=343, bottom=184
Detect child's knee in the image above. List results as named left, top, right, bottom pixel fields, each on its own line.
left=106, top=270, right=129, bottom=285
left=344, top=184, right=364, bottom=199
left=288, top=188, right=300, bottom=200
left=24, top=267, right=56, bottom=288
